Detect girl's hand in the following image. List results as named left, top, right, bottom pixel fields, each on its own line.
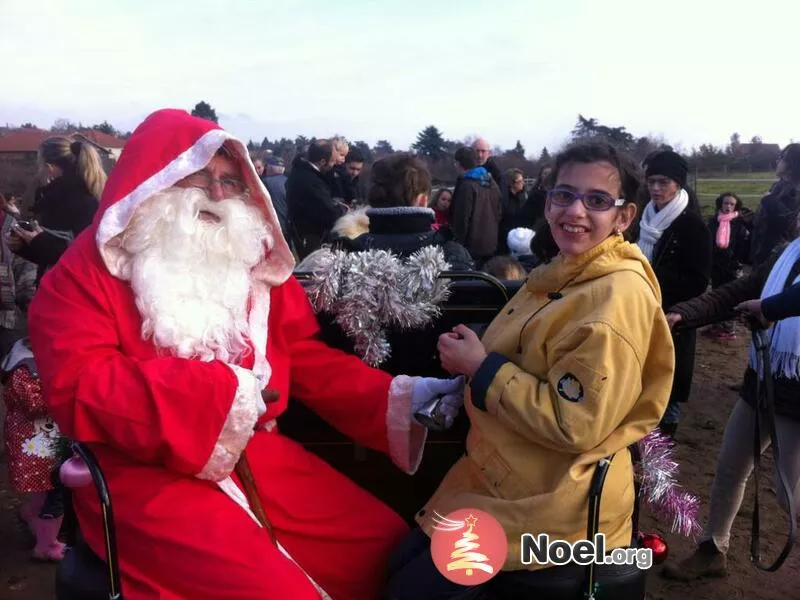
left=437, top=324, right=487, bottom=378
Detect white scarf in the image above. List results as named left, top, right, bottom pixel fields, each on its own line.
left=748, top=238, right=800, bottom=380
left=636, top=188, right=689, bottom=262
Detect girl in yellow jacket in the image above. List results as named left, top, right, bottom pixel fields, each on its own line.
left=383, top=143, right=676, bottom=598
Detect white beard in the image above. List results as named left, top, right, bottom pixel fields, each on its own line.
left=117, top=187, right=273, bottom=363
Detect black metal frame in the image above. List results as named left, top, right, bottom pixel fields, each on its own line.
left=56, top=272, right=647, bottom=599
left=68, top=441, right=123, bottom=600
left=584, top=456, right=613, bottom=599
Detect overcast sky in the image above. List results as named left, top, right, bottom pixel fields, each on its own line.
left=2, top=0, right=798, bottom=157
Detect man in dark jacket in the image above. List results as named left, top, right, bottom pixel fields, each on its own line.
left=327, top=148, right=366, bottom=206
left=286, top=139, right=347, bottom=259
left=471, top=137, right=502, bottom=185
left=450, top=146, right=502, bottom=265
left=261, top=156, right=292, bottom=249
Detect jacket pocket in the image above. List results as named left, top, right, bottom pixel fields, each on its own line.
left=468, top=438, right=534, bottom=500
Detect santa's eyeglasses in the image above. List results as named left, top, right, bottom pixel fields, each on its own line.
left=182, top=170, right=247, bottom=196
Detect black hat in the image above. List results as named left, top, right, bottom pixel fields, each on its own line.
left=265, top=155, right=285, bottom=167
left=645, top=151, right=688, bottom=188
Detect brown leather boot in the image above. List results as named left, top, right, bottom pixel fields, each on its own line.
left=661, top=541, right=726, bottom=580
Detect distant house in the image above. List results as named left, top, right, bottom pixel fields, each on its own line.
left=0, top=128, right=126, bottom=164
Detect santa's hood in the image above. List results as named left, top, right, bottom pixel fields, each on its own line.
left=94, top=109, right=294, bottom=286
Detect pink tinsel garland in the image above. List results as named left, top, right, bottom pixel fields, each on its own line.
left=637, top=428, right=701, bottom=538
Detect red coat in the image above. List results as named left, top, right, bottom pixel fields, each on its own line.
left=2, top=364, right=60, bottom=493
left=27, top=109, right=425, bottom=600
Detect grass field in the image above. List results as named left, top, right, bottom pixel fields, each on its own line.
left=693, top=171, right=776, bottom=215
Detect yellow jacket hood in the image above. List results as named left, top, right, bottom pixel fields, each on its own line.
left=526, top=234, right=662, bottom=305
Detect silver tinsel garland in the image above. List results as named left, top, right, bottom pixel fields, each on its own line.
left=305, top=247, right=452, bottom=366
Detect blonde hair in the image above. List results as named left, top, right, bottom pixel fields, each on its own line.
left=482, top=256, right=527, bottom=281
left=332, top=136, right=349, bottom=155
left=39, top=136, right=107, bottom=199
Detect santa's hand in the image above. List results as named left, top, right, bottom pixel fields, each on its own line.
left=411, top=376, right=465, bottom=430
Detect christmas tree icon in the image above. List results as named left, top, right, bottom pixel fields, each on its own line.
left=446, top=514, right=494, bottom=576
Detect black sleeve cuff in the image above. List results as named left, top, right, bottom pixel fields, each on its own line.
left=470, top=352, right=510, bottom=411
left=761, top=295, right=780, bottom=322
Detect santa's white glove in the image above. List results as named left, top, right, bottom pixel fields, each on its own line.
left=411, top=376, right=465, bottom=430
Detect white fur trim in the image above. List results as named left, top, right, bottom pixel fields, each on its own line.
left=215, top=476, right=332, bottom=599
left=331, top=206, right=370, bottom=240
left=248, top=283, right=271, bottom=385
left=387, top=375, right=428, bottom=475
left=96, top=128, right=295, bottom=289
left=197, top=365, right=261, bottom=482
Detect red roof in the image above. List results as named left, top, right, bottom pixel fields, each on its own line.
left=75, top=130, right=126, bottom=149
left=0, top=128, right=126, bottom=153
left=0, top=128, right=50, bottom=152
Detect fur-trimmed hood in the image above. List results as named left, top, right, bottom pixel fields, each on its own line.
left=94, top=109, right=294, bottom=288
left=331, top=206, right=370, bottom=240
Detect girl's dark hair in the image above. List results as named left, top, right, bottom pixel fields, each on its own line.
left=533, top=163, right=553, bottom=190
left=715, top=192, right=742, bottom=212
left=531, top=143, right=642, bottom=262
left=429, top=187, right=452, bottom=210
left=368, top=153, right=432, bottom=208
left=781, top=143, right=800, bottom=184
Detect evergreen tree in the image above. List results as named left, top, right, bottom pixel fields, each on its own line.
left=190, top=101, right=218, bottom=123
left=92, top=121, right=117, bottom=135
left=373, top=140, right=395, bottom=157
left=411, top=125, right=447, bottom=159
left=538, top=147, right=551, bottom=163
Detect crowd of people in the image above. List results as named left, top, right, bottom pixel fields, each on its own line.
left=2, top=109, right=800, bottom=598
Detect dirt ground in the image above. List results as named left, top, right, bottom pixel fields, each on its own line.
left=1, top=322, right=799, bottom=600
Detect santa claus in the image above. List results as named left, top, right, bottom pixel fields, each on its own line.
left=27, top=109, right=464, bottom=599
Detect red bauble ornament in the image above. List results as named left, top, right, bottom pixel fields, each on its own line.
left=639, top=532, right=669, bottom=565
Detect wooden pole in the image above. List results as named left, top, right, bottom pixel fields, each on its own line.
left=233, top=389, right=280, bottom=545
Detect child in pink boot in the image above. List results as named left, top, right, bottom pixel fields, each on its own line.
left=2, top=336, right=66, bottom=561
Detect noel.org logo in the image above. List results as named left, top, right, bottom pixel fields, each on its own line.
left=430, top=509, right=508, bottom=585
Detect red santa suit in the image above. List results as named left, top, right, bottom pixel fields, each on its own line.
left=27, top=109, right=431, bottom=599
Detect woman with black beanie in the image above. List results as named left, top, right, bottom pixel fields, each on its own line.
left=637, top=150, right=712, bottom=438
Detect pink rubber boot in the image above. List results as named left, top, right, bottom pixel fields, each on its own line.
left=19, top=492, right=46, bottom=533
left=31, top=515, right=66, bottom=562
